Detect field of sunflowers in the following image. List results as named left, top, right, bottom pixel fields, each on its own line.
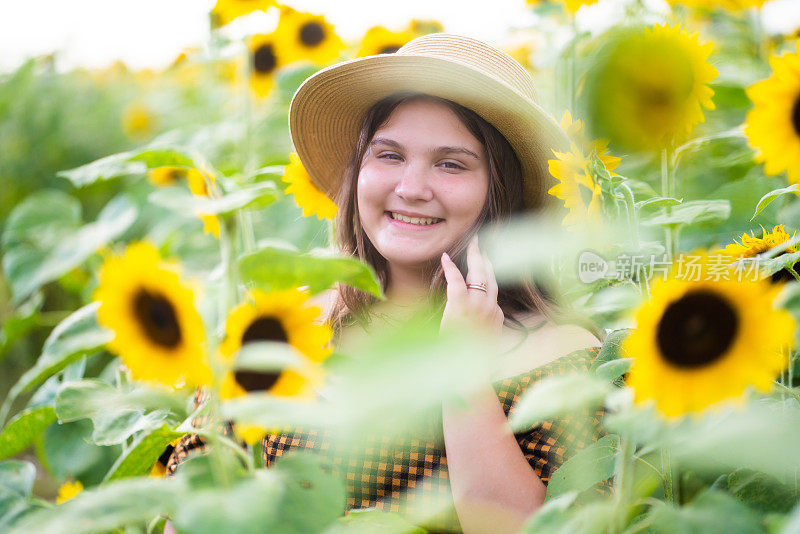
left=2, top=0, right=800, bottom=532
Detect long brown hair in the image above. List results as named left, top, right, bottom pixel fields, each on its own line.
left=327, top=93, right=574, bottom=339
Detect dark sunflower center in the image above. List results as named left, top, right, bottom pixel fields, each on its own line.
left=241, top=317, right=288, bottom=344
left=378, top=45, right=401, bottom=54
left=791, top=94, right=800, bottom=137
left=656, top=290, right=738, bottom=368
left=133, top=289, right=182, bottom=348
left=300, top=22, right=325, bottom=47
left=234, top=369, right=281, bottom=392
left=252, top=44, right=277, bottom=74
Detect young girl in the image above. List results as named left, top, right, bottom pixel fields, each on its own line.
left=168, top=33, right=604, bottom=533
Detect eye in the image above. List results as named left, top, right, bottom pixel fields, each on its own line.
left=377, top=152, right=403, bottom=161
left=439, top=161, right=466, bottom=171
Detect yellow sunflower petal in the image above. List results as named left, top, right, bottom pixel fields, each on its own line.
left=624, top=253, right=796, bottom=418
left=744, top=44, right=800, bottom=185
left=282, top=153, right=337, bottom=220
left=94, top=242, right=212, bottom=388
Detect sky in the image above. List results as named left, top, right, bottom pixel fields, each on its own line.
left=1, top=0, right=799, bottom=74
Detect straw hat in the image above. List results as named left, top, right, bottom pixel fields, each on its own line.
left=289, top=33, right=569, bottom=210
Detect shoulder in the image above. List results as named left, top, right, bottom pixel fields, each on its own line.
left=307, top=288, right=339, bottom=319
left=493, top=313, right=601, bottom=380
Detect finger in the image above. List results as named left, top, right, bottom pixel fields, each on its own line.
left=483, top=251, right=499, bottom=302
left=441, top=252, right=467, bottom=301
left=465, top=235, right=486, bottom=291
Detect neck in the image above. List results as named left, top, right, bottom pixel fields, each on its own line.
left=385, top=262, right=430, bottom=305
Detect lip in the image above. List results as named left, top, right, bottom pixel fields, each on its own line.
left=385, top=211, right=444, bottom=230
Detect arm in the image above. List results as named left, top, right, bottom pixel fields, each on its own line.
left=442, top=385, right=545, bottom=534
left=439, top=237, right=545, bottom=533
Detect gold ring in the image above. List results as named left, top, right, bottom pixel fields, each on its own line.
left=466, top=282, right=488, bottom=293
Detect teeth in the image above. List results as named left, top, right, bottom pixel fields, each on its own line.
left=390, top=212, right=441, bottom=225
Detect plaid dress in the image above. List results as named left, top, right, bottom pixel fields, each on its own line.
left=167, top=347, right=606, bottom=532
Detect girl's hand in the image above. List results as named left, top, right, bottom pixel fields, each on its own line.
left=440, top=235, right=504, bottom=337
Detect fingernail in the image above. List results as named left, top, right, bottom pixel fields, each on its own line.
left=442, top=252, right=450, bottom=261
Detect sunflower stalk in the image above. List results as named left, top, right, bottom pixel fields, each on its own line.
left=661, top=448, right=677, bottom=504
left=660, top=149, right=676, bottom=262
left=613, top=436, right=635, bottom=533
left=238, top=37, right=257, bottom=254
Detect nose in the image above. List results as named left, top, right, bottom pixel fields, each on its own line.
left=394, top=163, right=434, bottom=202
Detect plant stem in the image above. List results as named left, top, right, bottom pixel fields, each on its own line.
left=787, top=265, right=800, bottom=283
left=662, top=448, right=675, bottom=504
left=660, top=149, right=676, bottom=262
left=614, top=437, right=634, bottom=533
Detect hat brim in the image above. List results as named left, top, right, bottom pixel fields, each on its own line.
left=290, top=54, right=569, bottom=210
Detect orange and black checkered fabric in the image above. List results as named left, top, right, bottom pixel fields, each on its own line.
left=166, top=347, right=607, bottom=531
left=263, top=347, right=606, bottom=530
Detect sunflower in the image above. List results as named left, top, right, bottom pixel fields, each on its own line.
left=721, top=225, right=797, bottom=258
left=720, top=225, right=798, bottom=282
left=247, top=33, right=286, bottom=98
left=186, top=168, right=221, bottom=238
left=624, top=255, right=795, bottom=417
left=274, top=9, right=344, bottom=66
left=282, top=153, right=337, bottom=220
left=56, top=480, right=83, bottom=504
left=219, top=289, right=332, bottom=364
left=211, top=0, right=276, bottom=27
left=666, top=0, right=768, bottom=10
left=744, top=43, right=800, bottom=185
left=548, top=112, right=620, bottom=228
left=121, top=102, right=156, bottom=141
left=218, top=288, right=332, bottom=444
left=356, top=26, right=417, bottom=57
left=584, top=24, right=718, bottom=152
left=147, top=166, right=188, bottom=188
left=95, top=242, right=211, bottom=388
left=526, top=0, right=599, bottom=13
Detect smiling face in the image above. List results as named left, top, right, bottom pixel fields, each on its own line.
left=356, top=98, right=491, bottom=269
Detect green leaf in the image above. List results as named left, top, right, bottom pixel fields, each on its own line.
left=233, top=342, right=303, bottom=373
left=55, top=380, right=186, bottom=431
left=148, top=181, right=279, bottom=217
left=8, top=477, right=186, bottom=534
left=239, top=245, right=384, bottom=298
left=750, top=183, right=799, bottom=221
left=0, top=461, right=36, bottom=497
left=664, top=403, right=800, bottom=480
left=545, top=434, right=618, bottom=500
left=105, top=425, right=182, bottom=481
left=636, top=197, right=683, bottom=211
left=589, top=329, right=631, bottom=373
left=594, top=358, right=632, bottom=383
left=1, top=190, right=81, bottom=250
left=521, top=496, right=616, bottom=534
left=1, top=303, right=112, bottom=425
left=127, top=147, right=196, bottom=168
left=56, top=146, right=207, bottom=187
left=645, top=489, right=762, bottom=534
left=171, top=453, right=345, bottom=534
left=640, top=200, right=731, bottom=228
left=756, top=251, right=800, bottom=278
left=3, top=194, right=137, bottom=302
left=726, top=468, right=799, bottom=515
left=0, top=292, right=43, bottom=363
left=0, top=460, right=37, bottom=530
left=56, top=151, right=144, bottom=187
left=323, top=509, right=425, bottom=533
left=0, top=407, right=57, bottom=461
left=508, top=373, right=611, bottom=433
